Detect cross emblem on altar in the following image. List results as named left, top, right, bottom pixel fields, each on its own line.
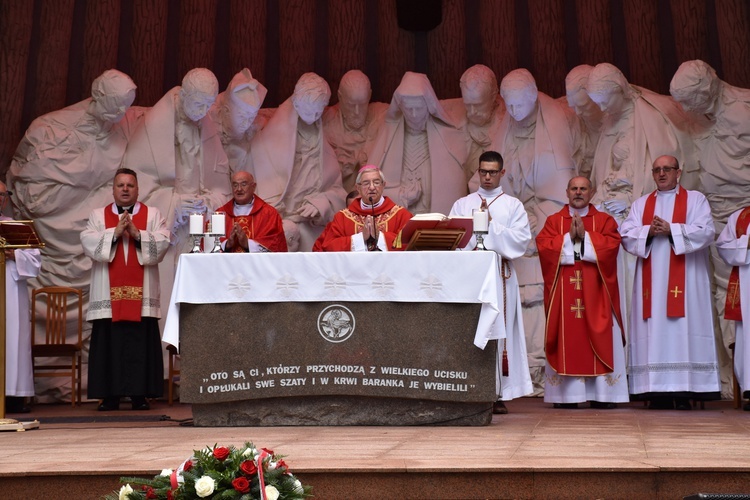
left=670, top=286, right=683, bottom=298
left=728, top=281, right=741, bottom=309
left=569, top=270, right=583, bottom=290
left=570, top=298, right=585, bottom=319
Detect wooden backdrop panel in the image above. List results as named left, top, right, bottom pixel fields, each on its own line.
left=81, top=0, right=122, bottom=102
left=479, top=0, right=518, bottom=84
left=669, top=0, right=709, bottom=64
left=528, top=0, right=567, bottom=97
left=375, top=0, right=414, bottom=103
left=32, top=1, right=75, bottom=120
left=622, top=0, right=663, bottom=92
left=575, top=0, right=613, bottom=65
left=428, top=0, right=466, bottom=100
left=327, top=0, right=367, bottom=100
left=228, top=0, right=267, bottom=86
left=130, top=0, right=169, bottom=107
left=715, top=0, right=750, bottom=87
left=177, top=0, right=218, bottom=80
left=278, top=0, right=317, bottom=103
left=0, top=0, right=34, bottom=173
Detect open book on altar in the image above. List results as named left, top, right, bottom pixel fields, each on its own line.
left=0, top=220, right=44, bottom=249
left=400, top=213, right=473, bottom=251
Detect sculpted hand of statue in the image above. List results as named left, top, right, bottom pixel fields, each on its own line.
left=399, top=180, right=422, bottom=208
left=296, top=202, right=320, bottom=220
left=174, top=194, right=207, bottom=227
left=603, top=198, right=629, bottom=215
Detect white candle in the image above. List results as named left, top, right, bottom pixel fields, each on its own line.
left=189, top=214, right=204, bottom=235
left=473, top=209, right=489, bottom=232
left=211, top=213, right=226, bottom=236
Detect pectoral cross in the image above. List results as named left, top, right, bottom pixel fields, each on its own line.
left=670, top=286, right=683, bottom=298
left=570, top=298, right=585, bottom=319
left=727, top=281, right=741, bottom=309
left=569, top=270, right=583, bottom=290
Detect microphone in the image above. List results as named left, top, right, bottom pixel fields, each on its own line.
left=366, top=196, right=379, bottom=251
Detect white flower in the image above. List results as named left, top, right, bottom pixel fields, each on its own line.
left=160, top=468, right=172, bottom=477
left=269, top=460, right=278, bottom=469
left=194, top=476, right=216, bottom=498
left=293, top=479, right=304, bottom=494
left=242, top=447, right=257, bottom=458
left=265, top=485, right=280, bottom=500
left=118, top=484, right=133, bottom=500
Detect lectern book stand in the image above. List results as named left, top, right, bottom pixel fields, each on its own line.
left=401, top=214, right=473, bottom=251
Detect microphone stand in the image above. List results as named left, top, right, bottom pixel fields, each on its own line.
left=366, top=196, right=379, bottom=251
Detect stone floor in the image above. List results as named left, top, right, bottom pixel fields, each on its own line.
left=2, top=397, right=750, bottom=499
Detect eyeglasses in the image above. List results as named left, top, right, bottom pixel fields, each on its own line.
left=358, top=180, right=383, bottom=188
left=652, top=167, right=678, bottom=174
left=0, top=191, right=10, bottom=198
left=232, top=182, right=252, bottom=189
left=478, top=169, right=501, bottom=177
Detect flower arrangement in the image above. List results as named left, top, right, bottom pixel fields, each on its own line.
left=104, top=442, right=312, bottom=500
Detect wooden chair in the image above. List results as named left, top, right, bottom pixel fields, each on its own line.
left=31, top=287, right=83, bottom=407
left=166, top=344, right=180, bottom=405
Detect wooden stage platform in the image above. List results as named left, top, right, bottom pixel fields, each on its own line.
left=2, top=397, right=750, bottom=499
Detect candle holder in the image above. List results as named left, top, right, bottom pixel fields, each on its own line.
left=209, top=233, right=223, bottom=253
left=472, top=208, right=489, bottom=251
left=189, top=213, right=205, bottom=253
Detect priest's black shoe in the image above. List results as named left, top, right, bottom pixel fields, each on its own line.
left=492, top=401, right=508, bottom=414
left=97, top=398, right=120, bottom=411
left=553, top=403, right=578, bottom=409
left=743, top=401, right=750, bottom=412
left=131, top=397, right=150, bottom=411
left=675, top=398, right=692, bottom=410
left=5, top=397, right=31, bottom=413
left=590, top=401, right=616, bottom=409
left=648, top=398, right=674, bottom=410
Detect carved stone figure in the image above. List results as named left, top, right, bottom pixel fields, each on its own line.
left=490, top=68, right=580, bottom=394
left=443, top=64, right=506, bottom=192
left=564, top=64, right=602, bottom=179
left=586, top=62, right=696, bottom=220
left=249, top=72, right=346, bottom=251
left=670, top=59, right=750, bottom=392
left=368, top=71, right=467, bottom=215
left=209, top=68, right=271, bottom=174
left=322, top=70, right=387, bottom=193
left=9, top=69, right=142, bottom=290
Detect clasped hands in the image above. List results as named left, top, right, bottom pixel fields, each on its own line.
left=569, top=213, right=585, bottom=242
left=225, top=222, right=249, bottom=251
left=648, top=215, right=671, bottom=237
left=361, top=215, right=379, bottom=244
left=114, top=211, right=141, bottom=241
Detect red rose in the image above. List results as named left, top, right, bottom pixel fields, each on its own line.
left=183, top=460, right=193, bottom=472
left=232, top=477, right=250, bottom=493
left=213, top=446, right=230, bottom=461
left=146, top=487, right=158, bottom=499
left=240, top=460, right=258, bottom=475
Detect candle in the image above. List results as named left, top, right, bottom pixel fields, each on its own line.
left=189, top=214, right=204, bottom=235
left=211, top=213, right=226, bottom=236
left=473, top=209, right=489, bottom=232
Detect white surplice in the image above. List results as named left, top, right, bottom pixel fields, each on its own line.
left=2, top=216, right=42, bottom=396
left=450, top=186, right=533, bottom=400
left=716, top=207, right=750, bottom=396
left=620, top=186, right=720, bottom=395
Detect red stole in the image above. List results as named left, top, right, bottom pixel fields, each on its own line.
left=641, top=188, right=687, bottom=319
left=725, top=207, right=750, bottom=321
left=105, top=205, right=147, bottom=322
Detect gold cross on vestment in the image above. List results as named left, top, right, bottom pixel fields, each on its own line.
left=670, top=286, right=683, bottom=298
left=728, top=281, right=741, bottom=309
left=569, top=270, right=583, bottom=290
left=570, top=298, right=585, bottom=319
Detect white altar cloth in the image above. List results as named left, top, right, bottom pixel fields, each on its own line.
left=163, top=251, right=506, bottom=350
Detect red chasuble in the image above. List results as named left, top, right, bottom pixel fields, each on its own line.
left=217, top=196, right=287, bottom=253
left=105, top=204, right=147, bottom=322
left=536, top=205, right=624, bottom=376
left=725, top=206, right=750, bottom=321
left=313, top=196, right=413, bottom=252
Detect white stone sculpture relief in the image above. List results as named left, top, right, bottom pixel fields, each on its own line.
left=564, top=64, right=602, bottom=180
left=322, top=69, right=387, bottom=193
left=368, top=71, right=468, bottom=215
left=248, top=72, right=347, bottom=252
